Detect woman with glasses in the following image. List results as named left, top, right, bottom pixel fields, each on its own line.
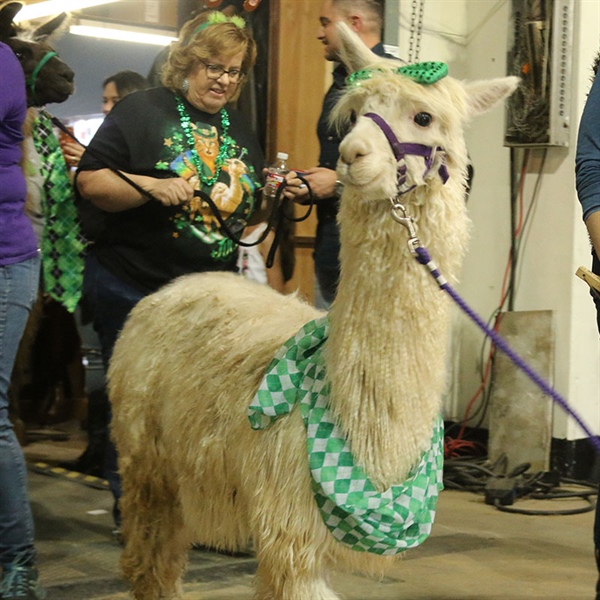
left=76, top=10, right=302, bottom=538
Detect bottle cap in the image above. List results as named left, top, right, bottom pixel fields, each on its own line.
left=276, top=152, right=288, bottom=160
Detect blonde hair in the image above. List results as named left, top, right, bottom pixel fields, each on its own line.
left=162, top=11, right=257, bottom=101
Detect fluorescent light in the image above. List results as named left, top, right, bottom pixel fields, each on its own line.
left=14, top=0, right=119, bottom=22
left=70, top=23, right=177, bottom=46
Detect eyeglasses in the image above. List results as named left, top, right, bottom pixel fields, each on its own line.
left=199, top=59, right=244, bottom=83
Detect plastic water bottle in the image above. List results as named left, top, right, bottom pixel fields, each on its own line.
left=264, top=152, right=289, bottom=199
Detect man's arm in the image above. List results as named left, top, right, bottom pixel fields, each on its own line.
left=576, top=74, right=600, bottom=240
left=586, top=210, right=600, bottom=257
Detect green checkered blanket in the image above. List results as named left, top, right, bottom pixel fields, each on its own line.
left=248, top=316, right=444, bottom=555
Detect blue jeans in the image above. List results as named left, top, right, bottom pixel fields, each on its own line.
left=0, top=255, right=40, bottom=567
left=83, top=253, right=147, bottom=526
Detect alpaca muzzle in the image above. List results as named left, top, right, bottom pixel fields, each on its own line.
left=363, top=112, right=449, bottom=196
left=26, top=50, right=74, bottom=105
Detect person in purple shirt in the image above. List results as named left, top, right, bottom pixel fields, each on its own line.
left=575, top=54, right=600, bottom=600
left=0, top=41, right=45, bottom=600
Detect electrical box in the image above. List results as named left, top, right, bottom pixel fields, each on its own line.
left=504, top=0, right=574, bottom=148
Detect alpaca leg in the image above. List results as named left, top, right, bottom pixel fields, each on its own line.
left=119, top=469, right=189, bottom=600
left=254, top=564, right=340, bottom=600
left=253, top=543, right=340, bottom=600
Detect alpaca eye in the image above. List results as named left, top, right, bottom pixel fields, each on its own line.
left=349, top=110, right=357, bottom=125
left=414, top=112, right=433, bottom=127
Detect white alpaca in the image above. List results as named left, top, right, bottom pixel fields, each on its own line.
left=108, top=24, right=518, bottom=600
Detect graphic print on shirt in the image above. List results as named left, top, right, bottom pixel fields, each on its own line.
left=156, top=119, right=259, bottom=262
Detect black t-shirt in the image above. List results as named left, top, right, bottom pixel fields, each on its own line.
left=78, top=87, right=264, bottom=294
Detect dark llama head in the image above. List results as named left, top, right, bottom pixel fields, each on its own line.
left=0, top=1, right=74, bottom=107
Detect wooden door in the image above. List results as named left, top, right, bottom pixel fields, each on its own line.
left=267, top=0, right=328, bottom=303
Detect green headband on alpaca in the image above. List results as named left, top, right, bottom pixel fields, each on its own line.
left=346, top=61, right=448, bottom=87
left=193, top=11, right=246, bottom=35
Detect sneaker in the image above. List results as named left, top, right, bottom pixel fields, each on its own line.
left=111, top=527, right=124, bottom=545
left=0, top=563, right=46, bottom=600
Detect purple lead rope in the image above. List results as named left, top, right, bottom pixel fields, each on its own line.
left=414, top=245, right=600, bottom=454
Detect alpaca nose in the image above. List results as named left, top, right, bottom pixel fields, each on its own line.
left=339, top=117, right=376, bottom=166
left=61, top=66, right=75, bottom=83
left=339, top=138, right=367, bottom=166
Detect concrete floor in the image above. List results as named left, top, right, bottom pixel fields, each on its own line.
left=22, top=422, right=598, bottom=600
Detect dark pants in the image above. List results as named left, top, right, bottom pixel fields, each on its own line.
left=591, top=249, right=600, bottom=598
left=83, top=253, right=146, bottom=526
left=314, top=265, right=339, bottom=310
left=593, top=249, right=600, bottom=334
left=314, top=219, right=340, bottom=310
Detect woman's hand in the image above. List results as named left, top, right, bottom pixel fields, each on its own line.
left=60, top=140, right=85, bottom=168
left=146, top=177, right=195, bottom=207
left=281, top=170, right=309, bottom=202
left=77, top=169, right=195, bottom=212
left=251, top=169, right=307, bottom=224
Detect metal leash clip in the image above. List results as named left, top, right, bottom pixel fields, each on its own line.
left=390, top=199, right=421, bottom=254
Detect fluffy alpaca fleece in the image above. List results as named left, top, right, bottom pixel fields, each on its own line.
left=108, top=24, right=519, bottom=600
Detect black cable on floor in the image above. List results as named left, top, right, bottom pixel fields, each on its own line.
left=443, top=455, right=598, bottom=515
left=493, top=495, right=595, bottom=516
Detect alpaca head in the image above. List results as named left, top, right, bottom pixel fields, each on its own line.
left=224, top=157, right=248, bottom=178
left=0, top=1, right=74, bottom=107
left=332, top=22, right=519, bottom=205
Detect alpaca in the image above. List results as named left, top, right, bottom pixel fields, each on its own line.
left=0, top=2, right=74, bottom=107
left=108, top=24, right=518, bottom=600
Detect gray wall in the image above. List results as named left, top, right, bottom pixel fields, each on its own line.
left=49, top=33, right=162, bottom=118
left=384, top=0, right=399, bottom=47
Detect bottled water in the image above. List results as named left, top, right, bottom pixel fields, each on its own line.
left=264, top=152, right=289, bottom=199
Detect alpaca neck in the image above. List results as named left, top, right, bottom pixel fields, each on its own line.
left=325, top=199, right=449, bottom=490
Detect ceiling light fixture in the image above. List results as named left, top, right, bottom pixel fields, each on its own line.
left=69, top=20, right=177, bottom=46
left=14, top=0, right=119, bottom=22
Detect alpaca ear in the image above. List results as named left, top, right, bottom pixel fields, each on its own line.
left=463, top=76, right=520, bottom=117
left=32, top=12, right=68, bottom=42
left=335, top=21, right=379, bottom=73
left=0, top=1, right=23, bottom=39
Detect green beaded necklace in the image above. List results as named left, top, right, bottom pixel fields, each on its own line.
left=175, top=95, right=232, bottom=188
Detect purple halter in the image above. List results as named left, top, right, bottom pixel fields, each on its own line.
left=363, top=112, right=449, bottom=195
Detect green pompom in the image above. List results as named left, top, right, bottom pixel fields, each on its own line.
left=194, top=11, right=246, bottom=36
left=207, top=11, right=228, bottom=24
